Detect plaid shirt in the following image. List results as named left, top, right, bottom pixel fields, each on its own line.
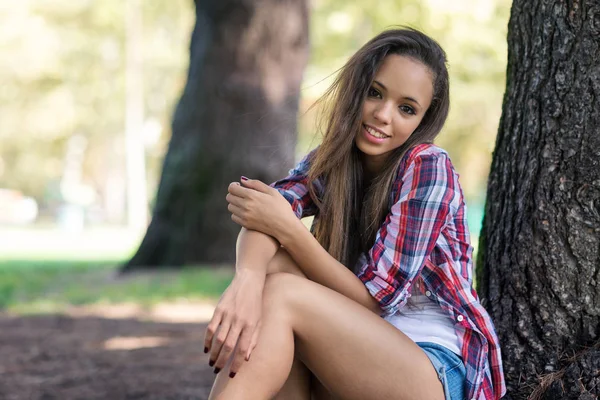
left=271, top=143, right=506, bottom=400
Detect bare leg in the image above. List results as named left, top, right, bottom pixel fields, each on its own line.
left=209, top=273, right=445, bottom=400
left=266, top=249, right=334, bottom=399
left=272, top=347, right=311, bottom=400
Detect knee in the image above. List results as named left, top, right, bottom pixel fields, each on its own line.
left=263, top=273, right=312, bottom=331
left=263, top=272, right=302, bottom=308
left=267, top=248, right=306, bottom=277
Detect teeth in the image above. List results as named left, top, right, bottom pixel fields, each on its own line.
left=365, top=125, right=388, bottom=138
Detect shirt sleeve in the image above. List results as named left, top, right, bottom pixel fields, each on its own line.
left=269, top=148, right=319, bottom=219
left=356, top=151, right=460, bottom=316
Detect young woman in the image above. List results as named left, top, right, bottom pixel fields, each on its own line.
left=204, top=28, right=506, bottom=400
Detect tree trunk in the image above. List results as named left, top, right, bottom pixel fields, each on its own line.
left=123, top=0, right=309, bottom=270
left=477, top=1, right=600, bottom=399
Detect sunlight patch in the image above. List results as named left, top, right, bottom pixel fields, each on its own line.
left=64, top=301, right=216, bottom=323
left=103, top=336, right=171, bottom=350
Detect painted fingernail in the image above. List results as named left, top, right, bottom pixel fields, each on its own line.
left=204, top=347, right=208, bottom=354
left=214, top=367, right=221, bottom=374
left=241, top=176, right=248, bottom=181
left=209, top=360, right=215, bottom=367
left=229, top=372, right=236, bottom=378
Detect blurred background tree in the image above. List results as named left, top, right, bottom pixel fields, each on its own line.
left=124, top=0, right=309, bottom=269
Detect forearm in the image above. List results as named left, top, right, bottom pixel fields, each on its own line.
left=279, top=220, right=381, bottom=314
left=235, top=227, right=279, bottom=276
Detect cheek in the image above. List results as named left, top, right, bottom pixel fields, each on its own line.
left=361, top=103, right=371, bottom=119
left=393, top=118, right=420, bottom=139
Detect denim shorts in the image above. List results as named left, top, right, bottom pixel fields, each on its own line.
left=417, top=342, right=466, bottom=400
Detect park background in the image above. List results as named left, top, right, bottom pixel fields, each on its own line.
left=1, top=0, right=512, bottom=398
left=1, top=0, right=510, bottom=310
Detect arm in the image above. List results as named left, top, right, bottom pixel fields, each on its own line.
left=235, top=227, right=279, bottom=275
left=279, top=219, right=381, bottom=314
left=229, top=165, right=380, bottom=314
left=203, top=227, right=279, bottom=378
left=204, top=152, right=318, bottom=377
left=230, top=178, right=380, bottom=313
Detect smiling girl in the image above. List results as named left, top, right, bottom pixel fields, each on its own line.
left=204, top=28, right=506, bottom=400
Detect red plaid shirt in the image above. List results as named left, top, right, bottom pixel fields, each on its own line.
left=271, top=143, right=506, bottom=400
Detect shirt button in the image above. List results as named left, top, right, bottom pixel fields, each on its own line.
left=425, top=290, right=432, bottom=297
left=457, top=315, right=464, bottom=322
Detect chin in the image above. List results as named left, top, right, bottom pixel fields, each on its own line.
left=355, top=139, right=386, bottom=157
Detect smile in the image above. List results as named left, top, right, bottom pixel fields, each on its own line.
left=363, top=124, right=390, bottom=139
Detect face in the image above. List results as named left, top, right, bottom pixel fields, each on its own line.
left=355, top=54, right=434, bottom=174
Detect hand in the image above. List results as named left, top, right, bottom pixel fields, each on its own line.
left=226, top=177, right=297, bottom=241
left=204, top=269, right=264, bottom=377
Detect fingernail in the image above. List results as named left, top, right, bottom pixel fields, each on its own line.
left=241, top=176, right=248, bottom=181
left=229, top=372, right=236, bottom=378
left=214, top=367, right=221, bottom=374
left=209, top=360, right=215, bottom=367
left=204, top=347, right=208, bottom=354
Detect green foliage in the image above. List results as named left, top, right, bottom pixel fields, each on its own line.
left=0, top=0, right=193, bottom=206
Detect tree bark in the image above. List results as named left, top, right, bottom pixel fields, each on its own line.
left=478, top=1, right=600, bottom=399
left=124, top=0, right=309, bottom=269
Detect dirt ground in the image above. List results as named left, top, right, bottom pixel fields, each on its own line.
left=0, top=312, right=218, bottom=400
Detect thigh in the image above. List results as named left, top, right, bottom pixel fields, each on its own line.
left=265, top=273, right=445, bottom=400
left=273, top=351, right=311, bottom=400
left=311, top=374, right=336, bottom=400
left=418, top=343, right=466, bottom=400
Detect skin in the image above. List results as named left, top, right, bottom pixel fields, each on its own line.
left=356, top=54, right=433, bottom=175
left=206, top=55, right=443, bottom=400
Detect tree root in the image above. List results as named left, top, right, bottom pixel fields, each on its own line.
left=529, top=343, right=600, bottom=400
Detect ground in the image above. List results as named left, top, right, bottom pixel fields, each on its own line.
left=0, top=312, right=217, bottom=400
left=0, top=226, right=233, bottom=400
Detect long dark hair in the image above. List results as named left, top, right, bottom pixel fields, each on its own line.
left=307, top=28, right=450, bottom=271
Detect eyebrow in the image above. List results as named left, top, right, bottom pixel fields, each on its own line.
left=373, top=80, right=421, bottom=107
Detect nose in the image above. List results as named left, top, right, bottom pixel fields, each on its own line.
left=373, top=101, right=392, bottom=125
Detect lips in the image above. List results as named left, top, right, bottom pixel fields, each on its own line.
left=363, top=124, right=390, bottom=139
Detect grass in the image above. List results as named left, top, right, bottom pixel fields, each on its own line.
left=0, top=226, right=233, bottom=314
left=0, top=258, right=234, bottom=314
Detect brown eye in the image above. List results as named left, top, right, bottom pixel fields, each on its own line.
left=368, top=87, right=381, bottom=98
left=399, top=105, right=416, bottom=115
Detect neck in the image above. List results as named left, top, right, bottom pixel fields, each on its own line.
left=361, top=154, right=385, bottom=183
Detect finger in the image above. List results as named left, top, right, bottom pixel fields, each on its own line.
left=240, top=177, right=274, bottom=194
left=210, top=318, right=232, bottom=368
left=246, top=321, right=261, bottom=361
left=225, top=193, right=246, bottom=208
left=227, top=203, right=244, bottom=217
left=231, top=213, right=245, bottom=227
left=229, top=327, right=253, bottom=376
left=204, top=309, right=224, bottom=354
left=228, top=182, right=252, bottom=198
left=214, top=321, right=243, bottom=373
